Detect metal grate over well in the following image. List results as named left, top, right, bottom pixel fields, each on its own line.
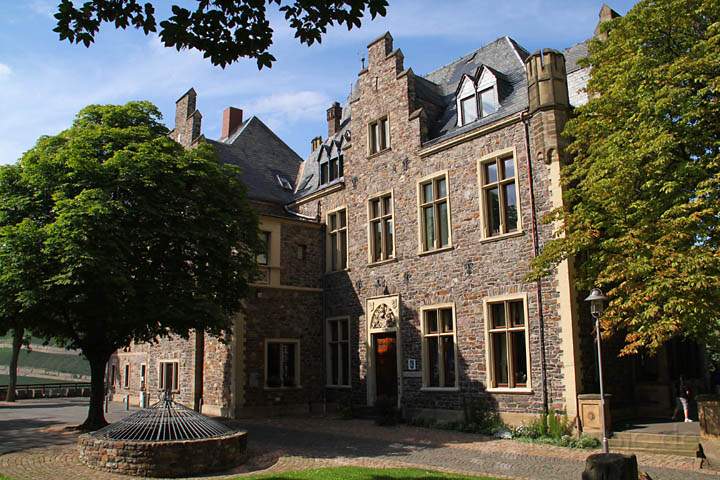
left=93, top=394, right=233, bottom=441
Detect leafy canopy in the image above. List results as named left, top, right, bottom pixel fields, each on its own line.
left=530, top=0, right=720, bottom=354
left=53, top=0, right=389, bottom=68
left=0, top=101, right=261, bottom=359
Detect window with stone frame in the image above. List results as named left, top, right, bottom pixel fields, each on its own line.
left=422, top=305, right=457, bottom=389
left=123, top=364, right=130, bottom=388
left=255, top=230, right=271, bottom=283
left=368, top=192, right=394, bottom=263
left=326, top=317, right=350, bottom=387
left=265, top=340, right=300, bottom=388
left=140, top=363, right=147, bottom=390
left=110, top=364, right=117, bottom=387
left=479, top=154, right=519, bottom=237
left=486, top=298, right=529, bottom=389
left=327, top=208, right=348, bottom=271
left=368, top=117, right=390, bottom=155
left=159, top=361, right=179, bottom=392
left=418, top=173, right=451, bottom=252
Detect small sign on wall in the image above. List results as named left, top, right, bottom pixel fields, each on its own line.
left=407, top=358, right=417, bottom=371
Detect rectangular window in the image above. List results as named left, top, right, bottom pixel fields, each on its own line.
left=487, top=298, right=529, bottom=389
left=368, top=193, right=394, bottom=263
left=422, top=305, right=457, bottom=388
left=369, top=117, right=390, bottom=155
left=123, top=364, right=130, bottom=388
left=326, top=317, right=350, bottom=387
left=480, top=154, right=519, bottom=237
left=320, top=161, right=329, bottom=185
left=257, top=231, right=270, bottom=265
left=140, top=364, right=146, bottom=390
left=159, top=361, right=179, bottom=392
left=110, top=364, right=117, bottom=387
left=327, top=208, right=348, bottom=271
left=460, top=95, right=478, bottom=124
left=266, top=340, right=300, bottom=388
left=419, top=173, right=451, bottom=252
left=479, top=87, right=498, bottom=116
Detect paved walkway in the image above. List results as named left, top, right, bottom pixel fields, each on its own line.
left=0, top=399, right=715, bottom=480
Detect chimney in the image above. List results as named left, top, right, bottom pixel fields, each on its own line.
left=594, top=4, right=620, bottom=39
left=326, top=102, right=342, bottom=138
left=172, top=88, right=202, bottom=148
left=311, top=136, right=323, bottom=151
left=221, top=107, right=244, bottom=140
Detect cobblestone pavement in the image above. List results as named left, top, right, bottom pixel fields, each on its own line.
left=0, top=399, right=716, bottom=480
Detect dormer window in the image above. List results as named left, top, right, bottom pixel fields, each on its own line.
left=456, top=66, right=501, bottom=127
left=276, top=175, right=293, bottom=191
left=320, top=154, right=344, bottom=187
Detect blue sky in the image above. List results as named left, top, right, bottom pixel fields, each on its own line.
left=0, top=0, right=638, bottom=164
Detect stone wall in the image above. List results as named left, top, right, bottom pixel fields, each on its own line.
left=78, top=431, right=247, bottom=478
left=295, top=33, right=576, bottom=422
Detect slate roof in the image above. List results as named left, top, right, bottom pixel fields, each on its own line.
left=207, top=116, right=303, bottom=205
left=419, top=36, right=530, bottom=146
left=564, top=40, right=590, bottom=74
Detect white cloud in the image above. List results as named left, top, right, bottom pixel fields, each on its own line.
left=0, top=63, right=12, bottom=79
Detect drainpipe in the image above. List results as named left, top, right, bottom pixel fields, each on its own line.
left=522, top=112, right=549, bottom=415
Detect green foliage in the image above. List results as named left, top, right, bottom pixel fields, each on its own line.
left=510, top=411, right=599, bottom=449
left=53, top=0, right=388, bottom=68
left=0, top=101, right=261, bottom=426
left=405, top=398, right=506, bottom=436
left=529, top=0, right=720, bottom=354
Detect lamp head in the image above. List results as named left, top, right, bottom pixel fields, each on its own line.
left=584, top=287, right=608, bottom=317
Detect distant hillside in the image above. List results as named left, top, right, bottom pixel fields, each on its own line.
left=0, top=338, right=91, bottom=384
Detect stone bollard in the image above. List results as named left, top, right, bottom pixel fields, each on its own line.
left=581, top=453, right=638, bottom=480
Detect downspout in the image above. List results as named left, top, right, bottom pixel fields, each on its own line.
left=522, top=112, right=549, bottom=414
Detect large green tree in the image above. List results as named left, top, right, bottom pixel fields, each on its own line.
left=53, top=0, right=388, bottom=68
left=0, top=101, right=260, bottom=429
left=531, top=0, right=720, bottom=355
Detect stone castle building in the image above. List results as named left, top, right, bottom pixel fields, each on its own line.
left=110, top=6, right=696, bottom=427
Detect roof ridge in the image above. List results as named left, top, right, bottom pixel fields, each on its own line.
left=422, top=36, right=527, bottom=81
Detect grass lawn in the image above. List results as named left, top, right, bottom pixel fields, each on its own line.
left=0, top=348, right=90, bottom=377
left=243, top=467, right=502, bottom=479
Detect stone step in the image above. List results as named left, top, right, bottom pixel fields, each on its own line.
left=609, top=433, right=701, bottom=457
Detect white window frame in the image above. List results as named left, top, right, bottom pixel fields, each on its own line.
left=367, top=190, right=395, bottom=264
left=264, top=338, right=301, bottom=389
left=326, top=316, right=351, bottom=388
left=420, top=303, right=459, bottom=391
left=326, top=206, right=348, bottom=272
left=417, top=170, right=453, bottom=254
left=483, top=293, right=532, bottom=394
left=476, top=67, right=500, bottom=117
left=477, top=147, right=523, bottom=240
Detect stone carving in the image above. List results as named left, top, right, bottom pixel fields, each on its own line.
left=371, top=304, right=396, bottom=330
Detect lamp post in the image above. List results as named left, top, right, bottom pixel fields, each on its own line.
left=585, top=287, right=609, bottom=453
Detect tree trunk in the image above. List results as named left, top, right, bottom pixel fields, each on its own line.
left=582, top=453, right=638, bottom=480
left=79, top=352, right=111, bottom=430
left=5, top=327, right=24, bottom=402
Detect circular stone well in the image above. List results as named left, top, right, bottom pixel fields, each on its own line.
left=78, top=397, right=247, bottom=477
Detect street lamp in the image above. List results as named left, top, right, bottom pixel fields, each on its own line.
left=585, top=287, right=609, bottom=453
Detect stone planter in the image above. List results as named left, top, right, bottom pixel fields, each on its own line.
left=578, top=393, right=612, bottom=437
left=698, top=395, right=720, bottom=469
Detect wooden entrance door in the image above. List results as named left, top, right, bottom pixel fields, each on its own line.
left=374, top=333, right=398, bottom=401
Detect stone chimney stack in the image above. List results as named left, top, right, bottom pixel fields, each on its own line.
left=221, top=107, right=243, bottom=140
left=311, top=136, right=323, bottom=151
left=594, top=4, right=621, bottom=39
left=171, top=88, right=202, bottom=148
left=326, top=102, right=342, bottom=138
